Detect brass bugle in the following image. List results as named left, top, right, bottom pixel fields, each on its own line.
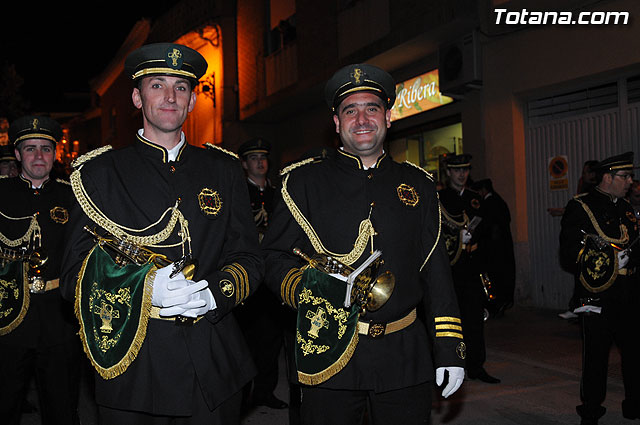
left=1, top=247, right=48, bottom=270
left=292, top=247, right=395, bottom=314
left=83, top=226, right=195, bottom=280
left=84, top=226, right=198, bottom=326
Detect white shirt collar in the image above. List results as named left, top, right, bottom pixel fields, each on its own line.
left=138, top=129, right=185, bottom=161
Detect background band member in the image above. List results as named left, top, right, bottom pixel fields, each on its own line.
left=235, top=137, right=290, bottom=411
left=61, top=43, right=263, bottom=425
left=0, top=115, right=80, bottom=424
left=439, top=154, right=500, bottom=384
left=262, top=63, right=465, bottom=425
left=560, top=152, right=640, bottom=425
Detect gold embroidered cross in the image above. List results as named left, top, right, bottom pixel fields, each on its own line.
left=95, top=301, right=119, bottom=334
left=168, top=48, right=182, bottom=67
left=351, top=68, right=363, bottom=84
left=305, top=307, right=329, bottom=339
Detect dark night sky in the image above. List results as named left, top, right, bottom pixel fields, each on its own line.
left=1, top=2, right=175, bottom=114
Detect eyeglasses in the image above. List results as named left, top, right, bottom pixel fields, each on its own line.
left=613, top=173, right=634, bottom=180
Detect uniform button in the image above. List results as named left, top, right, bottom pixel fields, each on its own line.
left=33, top=190, right=40, bottom=196
left=169, top=165, right=176, bottom=173
left=368, top=173, right=373, bottom=179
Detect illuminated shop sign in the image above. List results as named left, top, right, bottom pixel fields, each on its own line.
left=390, top=69, right=453, bottom=122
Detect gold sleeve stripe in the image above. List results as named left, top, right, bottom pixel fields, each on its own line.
left=222, top=264, right=249, bottom=304
left=281, top=268, right=298, bottom=304
left=285, top=270, right=303, bottom=308
left=434, top=316, right=462, bottom=323
left=230, top=263, right=249, bottom=301
left=282, top=268, right=302, bottom=308
left=436, top=324, right=463, bottom=331
left=436, top=331, right=464, bottom=339
left=222, top=264, right=241, bottom=303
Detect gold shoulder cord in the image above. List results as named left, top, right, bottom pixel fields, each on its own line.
left=575, top=198, right=629, bottom=245
left=70, top=147, right=191, bottom=254
left=0, top=212, right=41, bottom=248
left=401, top=162, right=442, bottom=269
left=204, top=143, right=239, bottom=160
left=420, top=193, right=442, bottom=272
left=440, top=205, right=468, bottom=228
left=403, top=160, right=434, bottom=182
left=280, top=173, right=374, bottom=266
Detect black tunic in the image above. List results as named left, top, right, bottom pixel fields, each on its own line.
left=261, top=149, right=464, bottom=393
left=61, top=135, right=264, bottom=416
left=559, top=187, right=640, bottom=419
left=0, top=175, right=77, bottom=346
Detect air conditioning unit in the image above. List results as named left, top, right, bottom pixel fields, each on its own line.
left=438, top=32, right=482, bottom=97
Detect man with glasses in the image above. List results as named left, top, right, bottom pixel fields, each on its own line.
left=560, top=152, right=640, bottom=425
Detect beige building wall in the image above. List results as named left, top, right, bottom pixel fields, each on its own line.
left=481, top=0, right=640, bottom=301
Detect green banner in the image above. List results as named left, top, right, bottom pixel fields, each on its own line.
left=76, top=245, right=155, bottom=379
left=579, top=237, right=618, bottom=293
left=0, top=260, right=28, bottom=335
left=296, top=267, right=360, bottom=385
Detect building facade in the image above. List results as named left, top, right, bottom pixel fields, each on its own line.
left=69, top=0, right=640, bottom=309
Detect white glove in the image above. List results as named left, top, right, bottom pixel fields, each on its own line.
left=151, top=264, right=191, bottom=307
left=461, top=229, right=472, bottom=244
left=618, top=250, right=630, bottom=269
left=436, top=366, right=464, bottom=398
left=179, top=285, right=216, bottom=318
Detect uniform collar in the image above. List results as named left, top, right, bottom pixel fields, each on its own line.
left=594, top=186, right=618, bottom=203
left=135, top=130, right=187, bottom=163
left=19, top=174, right=50, bottom=189
left=336, top=148, right=388, bottom=170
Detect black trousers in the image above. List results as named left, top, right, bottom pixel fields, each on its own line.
left=97, top=388, right=242, bottom=425
left=0, top=340, right=81, bottom=425
left=300, top=382, right=431, bottom=425
left=453, top=278, right=486, bottom=373
left=235, top=286, right=286, bottom=401
left=578, top=307, right=640, bottom=420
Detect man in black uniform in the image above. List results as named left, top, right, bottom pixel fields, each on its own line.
left=261, top=64, right=465, bottom=425
left=471, top=178, right=516, bottom=316
left=439, top=154, right=500, bottom=383
left=0, top=145, right=19, bottom=177
left=560, top=152, right=640, bottom=425
left=234, top=137, right=289, bottom=410
left=60, top=43, right=263, bottom=425
left=0, top=115, right=80, bottom=424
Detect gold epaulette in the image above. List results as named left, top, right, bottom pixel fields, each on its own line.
left=573, top=192, right=588, bottom=200
left=0, top=175, right=8, bottom=179
left=204, top=143, right=239, bottom=160
left=56, top=178, right=71, bottom=186
left=403, top=160, right=434, bottom=182
left=71, top=145, right=113, bottom=170
left=279, top=157, right=317, bottom=176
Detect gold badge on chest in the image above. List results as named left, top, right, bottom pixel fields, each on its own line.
left=50, top=206, right=69, bottom=224
left=397, top=183, right=419, bottom=207
left=198, top=188, right=223, bottom=217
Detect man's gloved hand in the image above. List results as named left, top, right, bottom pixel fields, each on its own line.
left=461, top=229, right=472, bottom=244
left=436, top=366, right=465, bottom=398
left=618, top=250, right=630, bottom=269
left=151, top=264, right=191, bottom=307
left=152, top=264, right=211, bottom=317
left=179, top=285, right=216, bottom=318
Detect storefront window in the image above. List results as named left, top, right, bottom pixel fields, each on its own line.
left=389, top=122, right=462, bottom=184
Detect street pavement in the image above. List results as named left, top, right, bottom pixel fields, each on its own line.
left=20, top=306, right=631, bottom=424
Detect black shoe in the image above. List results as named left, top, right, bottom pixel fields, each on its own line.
left=253, top=394, right=289, bottom=409
left=467, top=368, right=501, bottom=384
